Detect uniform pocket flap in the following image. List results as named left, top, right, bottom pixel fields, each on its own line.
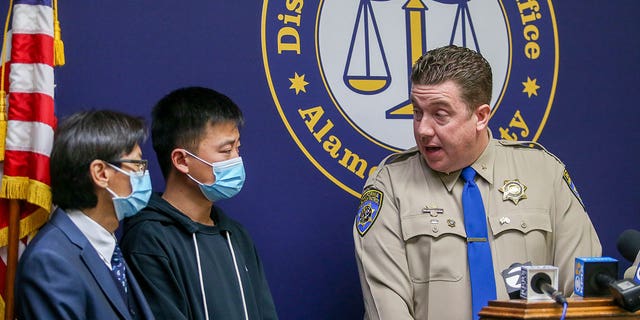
left=401, top=214, right=466, bottom=241
left=488, top=209, right=551, bottom=236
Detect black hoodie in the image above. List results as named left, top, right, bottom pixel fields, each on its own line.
left=121, top=193, right=278, bottom=320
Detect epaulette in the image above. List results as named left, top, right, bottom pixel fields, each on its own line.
left=383, top=147, right=420, bottom=166
left=498, top=139, right=546, bottom=151
left=363, top=147, right=420, bottom=188
left=498, top=139, right=564, bottom=165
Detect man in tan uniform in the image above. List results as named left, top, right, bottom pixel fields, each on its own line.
left=353, top=45, right=601, bottom=320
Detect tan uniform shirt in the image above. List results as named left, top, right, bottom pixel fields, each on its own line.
left=353, top=138, right=601, bottom=320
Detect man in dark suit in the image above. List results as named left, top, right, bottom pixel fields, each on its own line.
left=16, top=110, right=155, bottom=319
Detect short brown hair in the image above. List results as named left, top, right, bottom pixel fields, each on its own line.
left=411, top=45, right=492, bottom=112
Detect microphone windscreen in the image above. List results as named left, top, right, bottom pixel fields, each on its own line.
left=617, top=229, right=640, bottom=262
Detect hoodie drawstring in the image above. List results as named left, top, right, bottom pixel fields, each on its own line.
left=226, top=231, right=249, bottom=320
left=192, top=231, right=249, bottom=320
left=193, top=233, right=210, bottom=320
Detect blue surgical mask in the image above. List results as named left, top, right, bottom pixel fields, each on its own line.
left=184, top=150, right=245, bottom=202
left=106, top=164, right=152, bottom=220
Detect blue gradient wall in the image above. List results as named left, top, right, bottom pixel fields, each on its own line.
left=6, top=1, right=638, bottom=319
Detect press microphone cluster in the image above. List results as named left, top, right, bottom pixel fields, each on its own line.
left=501, top=256, right=640, bottom=312
left=575, top=257, right=640, bottom=312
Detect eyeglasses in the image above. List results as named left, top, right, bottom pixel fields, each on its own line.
left=109, top=159, right=148, bottom=175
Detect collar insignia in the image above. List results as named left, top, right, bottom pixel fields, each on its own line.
left=499, top=179, right=527, bottom=205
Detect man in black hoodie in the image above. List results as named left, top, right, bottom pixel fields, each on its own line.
left=121, top=87, right=278, bottom=320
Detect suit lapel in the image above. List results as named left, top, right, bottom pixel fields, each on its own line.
left=81, top=249, right=131, bottom=319
left=51, top=209, right=131, bottom=319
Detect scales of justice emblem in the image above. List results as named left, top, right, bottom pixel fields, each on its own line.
left=262, top=0, right=558, bottom=196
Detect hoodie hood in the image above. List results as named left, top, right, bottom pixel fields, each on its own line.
left=124, top=192, right=235, bottom=235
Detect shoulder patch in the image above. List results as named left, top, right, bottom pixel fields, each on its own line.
left=563, top=169, right=585, bottom=210
left=355, top=188, right=384, bottom=237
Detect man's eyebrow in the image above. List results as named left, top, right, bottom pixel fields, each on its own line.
left=216, top=138, right=239, bottom=148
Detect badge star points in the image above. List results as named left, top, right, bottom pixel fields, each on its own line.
left=499, top=179, right=528, bottom=205
left=289, top=72, right=309, bottom=95
left=522, top=77, right=540, bottom=98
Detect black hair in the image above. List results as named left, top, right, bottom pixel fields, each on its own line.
left=50, top=110, right=146, bottom=209
left=151, top=86, right=244, bottom=178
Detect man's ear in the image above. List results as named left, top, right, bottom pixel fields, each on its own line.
left=89, top=160, right=110, bottom=188
left=171, top=149, right=190, bottom=174
left=475, top=104, right=491, bottom=130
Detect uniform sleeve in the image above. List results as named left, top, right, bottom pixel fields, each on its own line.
left=16, top=249, right=88, bottom=319
left=551, top=164, right=602, bottom=295
left=121, top=224, right=190, bottom=320
left=353, top=167, right=415, bottom=320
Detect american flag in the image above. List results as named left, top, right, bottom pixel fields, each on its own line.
left=0, top=0, right=61, bottom=315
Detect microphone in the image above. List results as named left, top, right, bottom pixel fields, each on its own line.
left=616, top=229, right=640, bottom=282
left=575, top=257, right=640, bottom=312
left=520, top=265, right=566, bottom=304
left=617, top=229, right=640, bottom=263
left=501, top=262, right=532, bottom=299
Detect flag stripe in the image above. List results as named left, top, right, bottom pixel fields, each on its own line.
left=5, top=121, right=53, bottom=157
left=2, top=152, right=51, bottom=188
left=12, top=4, right=53, bottom=37
left=9, top=33, right=53, bottom=65
left=8, top=92, right=55, bottom=126
left=8, top=63, right=54, bottom=97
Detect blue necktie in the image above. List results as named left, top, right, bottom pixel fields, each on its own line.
left=461, top=166, right=496, bottom=320
left=111, top=244, right=128, bottom=295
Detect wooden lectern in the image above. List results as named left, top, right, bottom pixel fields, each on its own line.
left=479, top=297, right=640, bottom=319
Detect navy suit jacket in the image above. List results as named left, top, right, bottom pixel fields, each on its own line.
left=16, top=208, right=155, bottom=320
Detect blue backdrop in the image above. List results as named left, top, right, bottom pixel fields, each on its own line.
left=8, top=1, right=639, bottom=319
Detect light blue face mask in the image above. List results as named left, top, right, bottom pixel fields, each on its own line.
left=106, top=164, right=152, bottom=220
left=184, top=150, right=245, bottom=202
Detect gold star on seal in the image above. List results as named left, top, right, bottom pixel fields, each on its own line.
left=522, top=77, right=540, bottom=98
left=499, top=179, right=528, bottom=205
left=289, top=72, right=309, bottom=95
